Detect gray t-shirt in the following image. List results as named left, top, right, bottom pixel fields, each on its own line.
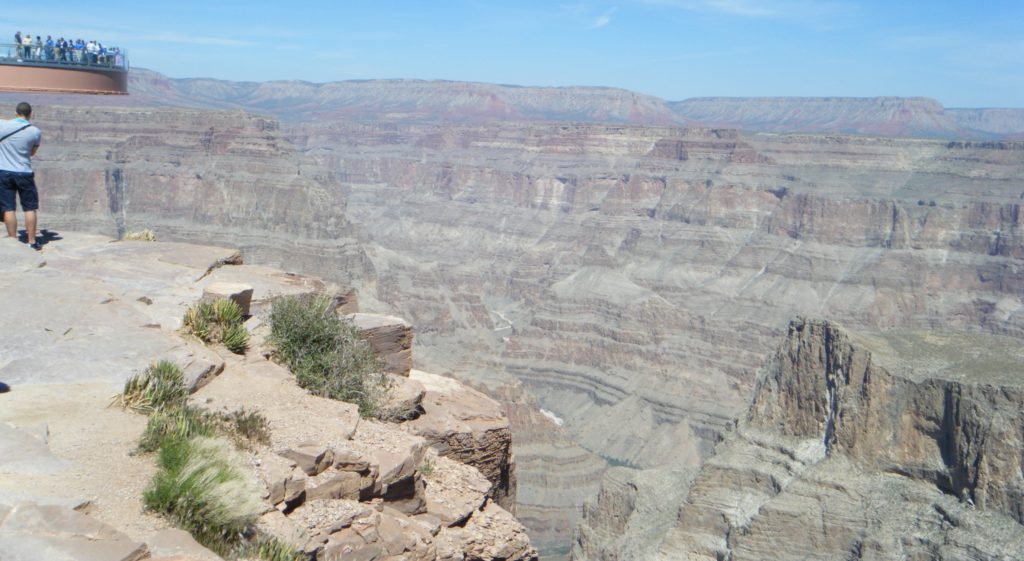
left=0, top=118, right=42, bottom=173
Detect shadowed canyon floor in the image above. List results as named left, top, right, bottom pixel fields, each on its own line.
left=4, top=76, right=1023, bottom=554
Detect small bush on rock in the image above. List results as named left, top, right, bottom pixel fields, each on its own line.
left=114, top=360, right=188, bottom=413
left=268, top=293, right=388, bottom=417
left=183, top=299, right=248, bottom=354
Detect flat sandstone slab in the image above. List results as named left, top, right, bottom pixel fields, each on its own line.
left=0, top=233, right=239, bottom=387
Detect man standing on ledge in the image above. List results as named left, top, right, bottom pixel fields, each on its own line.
left=0, top=102, right=42, bottom=250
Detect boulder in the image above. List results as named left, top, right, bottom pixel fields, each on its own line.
left=345, top=313, right=412, bottom=376
left=200, top=282, right=254, bottom=317
left=334, top=448, right=373, bottom=473
left=306, top=471, right=363, bottom=501
left=381, top=374, right=426, bottom=421
left=259, top=452, right=304, bottom=506
left=279, top=444, right=335, bottom=476
left=163, top=339, right=225, bottom=392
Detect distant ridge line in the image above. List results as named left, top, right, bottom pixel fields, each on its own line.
left=1, top=68, right=1021, bottom=139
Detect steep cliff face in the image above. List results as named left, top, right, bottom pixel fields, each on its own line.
left=750, top=320, right=1024, bottom=521
left=27, top=106, right=372, bottom=283
left=574, top=319, right=1024, bottom=561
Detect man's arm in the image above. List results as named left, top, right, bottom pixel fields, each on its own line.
left=31, top=145, right=39, bottom=157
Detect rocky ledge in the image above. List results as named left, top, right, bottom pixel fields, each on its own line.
left=574, top=318, right=1024, bottom=561
left=0, top=235, right=536, bottom=561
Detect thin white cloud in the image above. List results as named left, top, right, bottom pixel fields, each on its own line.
left=592, top=7, right=618, bottom=28
left=636, top=0, right=851, bottom=24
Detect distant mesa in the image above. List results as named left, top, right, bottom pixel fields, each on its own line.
left=0, top=41, right=128, bottom=95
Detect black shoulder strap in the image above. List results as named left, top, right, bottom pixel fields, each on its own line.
left=0, top=124, right=31, bottom=144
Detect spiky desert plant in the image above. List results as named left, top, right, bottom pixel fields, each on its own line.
left=221, top=323, right=249, bottom=355
left=183, top=299, right=248, bottom=354
left=144, top=436, right=262, bottom=554
left=183, top=302, right=215, bottom=342
left=138, top=405, right=218, bottom=453
left=114, top=361, right=188, bottom=413
left=213, top=298, right=243, bottom=326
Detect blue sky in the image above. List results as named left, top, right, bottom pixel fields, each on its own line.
left=3, top=1, right=1022, bottom=107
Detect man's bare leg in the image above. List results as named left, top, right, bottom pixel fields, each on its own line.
left=25, top=210, right=36, bottom=244
left=3, top=210, right=16, bottom=239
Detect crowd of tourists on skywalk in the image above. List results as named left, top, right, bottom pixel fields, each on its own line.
left=9, top=31, right=124, bottom=68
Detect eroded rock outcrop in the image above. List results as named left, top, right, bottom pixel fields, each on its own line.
left=574, top=318, right=1024, bottom=561
left=405, top=370, right=517, bottom=512
left=0, top=236, right=536, bottom=561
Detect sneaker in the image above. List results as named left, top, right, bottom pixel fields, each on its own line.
left=29, top=242, right=41, bottom=251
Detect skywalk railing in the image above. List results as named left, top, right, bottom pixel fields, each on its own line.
left=0, top=43, right=128, bottom=71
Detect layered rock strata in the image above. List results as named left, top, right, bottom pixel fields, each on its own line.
left=573, top=318, right=1024, bottom=561
left=23, top=106, right=372, bottom=284
left=11, top=95, right=1024, bottom=553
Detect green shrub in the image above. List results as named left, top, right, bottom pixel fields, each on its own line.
left=138, top=405, right=218, bottom=453
left=268, top=294, right=387, bottom=417
left=144, top=437, right=262, bottom=554
left=183, top=299, right=248, bottom=355
left=114, top=361, right=188, bottom=413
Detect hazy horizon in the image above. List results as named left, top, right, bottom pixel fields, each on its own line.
left=3, top=1, right=1022, bottom=107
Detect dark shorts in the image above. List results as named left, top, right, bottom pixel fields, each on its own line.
left=0, top=170, right=39, bottom=212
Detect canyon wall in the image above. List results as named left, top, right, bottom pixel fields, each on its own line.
left=11, top=75, right=1024, bottom=554
left=288, top=121, right=1024, bottom=553
left=574, top=318, right=1024, bottom=560
left=25, top=106, right=372, bottom=283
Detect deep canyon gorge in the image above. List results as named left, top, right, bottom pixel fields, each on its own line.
left=3, top=70, right=1022, bottom=558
